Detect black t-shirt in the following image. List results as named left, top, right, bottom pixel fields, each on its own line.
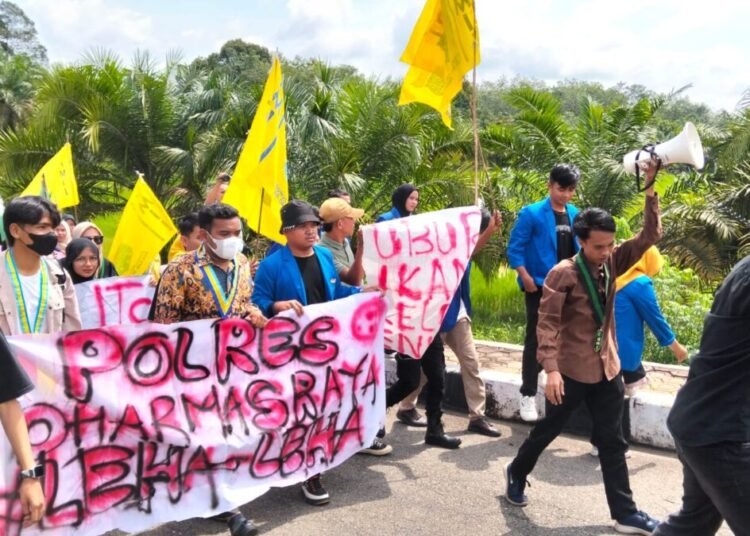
left=0, top=333, right=33, bottom=404
left=295, top=255, right=326, bottom=305
left=554, top=210, right=575, bottom=262
left=667, top=255, right=750, bottom=446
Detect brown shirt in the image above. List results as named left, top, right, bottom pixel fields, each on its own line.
left=536, top=194, right=662, bottom=384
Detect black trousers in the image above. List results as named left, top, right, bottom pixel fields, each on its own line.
left=385, top=336, right=446, bottom=418
left=509, top=373, right=638, bottom=521
left=520, top=289, right=543, bottom=397
left=653, top=440, right=750, bottom=536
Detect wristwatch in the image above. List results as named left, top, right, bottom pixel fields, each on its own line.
left=20, top=464, right=44, bottom=479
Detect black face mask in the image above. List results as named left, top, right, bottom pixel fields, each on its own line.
left=24, top=231, right=58, bottom=256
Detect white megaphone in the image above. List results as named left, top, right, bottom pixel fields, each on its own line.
left=623, top=122, right=705, bottom=175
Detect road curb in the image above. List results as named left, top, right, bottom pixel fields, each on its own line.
left=385, top=357, right=677, bottom=450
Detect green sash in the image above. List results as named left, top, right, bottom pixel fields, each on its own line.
left=575, top=253, right=609, bottom=352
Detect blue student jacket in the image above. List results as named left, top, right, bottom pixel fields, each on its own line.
left=252, top=245, right=360, bottom=317
left=615, top=275, right=675, bottom=372
left=506, top=197, right=580, bottom=289
left=440, top=263, right=472, bottom=333
left=376, top=207, right=402, bottom=223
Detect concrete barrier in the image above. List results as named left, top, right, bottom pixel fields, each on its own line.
left=385, top=356, right=678, bottom=451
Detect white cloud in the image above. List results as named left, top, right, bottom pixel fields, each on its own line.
left=13, top=0, right=750, bottom=111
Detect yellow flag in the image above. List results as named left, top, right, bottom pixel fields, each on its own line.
left=223, top=56, right=288, bottom=244
left=21, top=143, right=79, bottom=208
left=398, top=0, right=480, bottom=128
left=108, top=177, right=177, bottom=276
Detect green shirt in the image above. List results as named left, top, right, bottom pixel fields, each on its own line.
left=319, top=233, right=354, bottom=275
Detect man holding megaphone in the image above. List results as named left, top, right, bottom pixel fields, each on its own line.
left=505, top=160, right=664, bottom=535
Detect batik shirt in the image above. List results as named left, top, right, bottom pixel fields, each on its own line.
left=152, top=246, right=260, bottom=324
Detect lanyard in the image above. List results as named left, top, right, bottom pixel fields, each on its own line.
left=196, top=251, right=241, bottom=319
left=575, top=253, right=609, bottom=326
left=5, top=251, right=49, bottom=334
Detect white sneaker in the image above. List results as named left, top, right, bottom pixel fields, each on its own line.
left=519, top=396, right=538, bottom=422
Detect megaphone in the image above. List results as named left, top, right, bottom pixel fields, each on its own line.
left=623, top=122, right=705, bottom=175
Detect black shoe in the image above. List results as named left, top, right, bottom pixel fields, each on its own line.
left=301, top=475, right=330, bottom=506
left=227, top=513, right=259, bottom=536
left=468, top=417, right=502, bottom=438
left=424, top=414, right=461, bottom=449
left=396, top=408, right=428, bottom=427
left=504, top=462, right=529, bottom=507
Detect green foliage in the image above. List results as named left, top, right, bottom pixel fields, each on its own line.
left=470, top=265, right=526, bottom=344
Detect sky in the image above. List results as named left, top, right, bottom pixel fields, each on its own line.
left=14, top=0, right=750, bottom=112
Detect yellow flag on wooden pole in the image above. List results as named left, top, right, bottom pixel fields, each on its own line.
left=223, top=57, right=288, bottom=244
left=21, top=143, right=79, bottom=208
left=108, top=177, right=177, bottom=276
left=398, top=0, right=480, bottom=128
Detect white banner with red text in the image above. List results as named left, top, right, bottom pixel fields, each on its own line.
left=361, top=207, right=480, bottom=358
left=1, top=293, right=386, bottom=536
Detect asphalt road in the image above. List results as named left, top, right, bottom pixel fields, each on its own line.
left=123, top=411, right=731, bottom=536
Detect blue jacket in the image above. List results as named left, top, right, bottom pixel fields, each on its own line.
left=376, top=207, right=402, bottom=223
left=506, top=197, right=579, bottom=289
left=615, top=275, right=675, bottom=372
left=441, top=263, right=472, bottom=333
left=252, top=245, right=360, bottom=317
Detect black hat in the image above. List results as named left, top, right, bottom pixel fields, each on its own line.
left=280, top=200, right=320, bottom=232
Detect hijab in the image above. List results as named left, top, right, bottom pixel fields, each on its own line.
left=63, top=238, right=101, bottom=284
left=615, top=246, right=664, bottom=291
left=391, top=184, right=418, bottom=217
left=72, top=221, right=103, bottom=240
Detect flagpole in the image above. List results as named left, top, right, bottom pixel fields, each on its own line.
left=471, top=0, right=479, bottom=205
left=257, top=188, right=265, bottom=235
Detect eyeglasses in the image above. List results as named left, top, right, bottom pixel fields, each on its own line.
left=86, top=236, right=104, bottom=245
left=73, top=256, right=99, bottom=265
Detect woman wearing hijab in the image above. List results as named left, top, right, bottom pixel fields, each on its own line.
left=377, top=183, right=419, bottom=222
left=71, top=221, right=118, bottom=278
left=373, top=183, right=461, bottom=449
left=614, top=246, right=688, bottom=394
left=591, top=246, right=688, bottom=458
left=52, top=221, right=71, bottom=261
left=63, top=239, right=101, bottom=285
left=653, top=255, right=750, bottom=536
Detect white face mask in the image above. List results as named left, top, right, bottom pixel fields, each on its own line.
left=207, top=235, right=244, bottom=260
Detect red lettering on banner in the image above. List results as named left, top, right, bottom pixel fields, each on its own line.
left=61, top=330, right=126, bottom=403
left=79, top=446, right=137, bottom=513
left=350, top=297, right=387, bottom=344
left=2, top=294, right=385, bottom=534
left=372, top=227, right=402, bottom=259
left=299, top=317, right=339, bottom=365
left=214, top=318, right=259, bottom=383
left=246, top=380, right=289, bottom=431
left=292, top=371, right=318, bottom=424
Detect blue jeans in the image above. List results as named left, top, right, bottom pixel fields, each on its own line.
left=654, top=440, right=750, bottom=536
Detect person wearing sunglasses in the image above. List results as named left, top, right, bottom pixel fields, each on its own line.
left=71, top=222, right=118, bottom=279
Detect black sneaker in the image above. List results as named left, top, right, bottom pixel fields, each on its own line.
left=358, top=438, right=393, bottom=456
left=504, top=462, right=529, bottom=506
left=614, top=511, right=660, bottom=535
left=227, top=513, right=259, bottom=536
left=301, top=475, right=330, bottom=506
left=396, top=408, right=428, bottom=427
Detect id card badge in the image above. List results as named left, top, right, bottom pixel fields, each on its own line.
left=594, top=329, right=603, bottom=353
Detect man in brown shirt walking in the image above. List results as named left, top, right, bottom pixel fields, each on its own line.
left=504, top=165, right=662, bottom=536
